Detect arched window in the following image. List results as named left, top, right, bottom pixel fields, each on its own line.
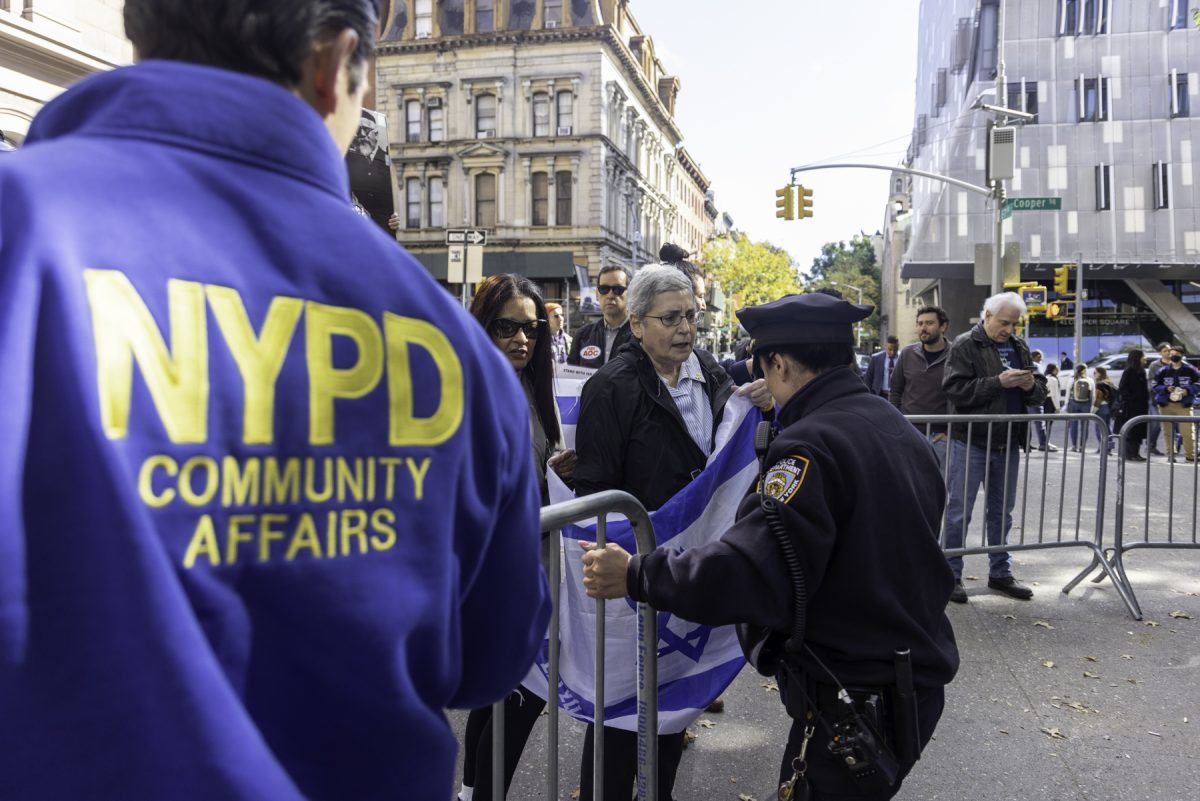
left=532, top=92, right=550, bottom=137
left=405, top=100, right=422, bottom=143
left=406, top=178, right=422, bottom=228
left=531, top=172, right=549, bottom=226
left=476, top=94, right=498, bottom=137
left=555, top=170, right=572, bottom=225
left=556, top=90, right=574, bottom=134
left=476, top=173, right=497, bottom=227
left=429, top=177, right=445, bottom=227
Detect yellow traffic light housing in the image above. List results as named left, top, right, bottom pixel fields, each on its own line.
left=1053, top=265, right=1071, bottom=294
left=797, top=185, right=814, bottom=219
left=775, top=185, right=795, bottom=220
left=1046, top=301, right=1062, bottom=320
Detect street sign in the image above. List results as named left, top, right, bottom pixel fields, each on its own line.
left=1001, top=197, right=1062, bottom=221
left=1021, top=286, right=1047, bottom=311
left=446, top=228, right=488, bottom=246
left=446, top=244, right=466, bottom=284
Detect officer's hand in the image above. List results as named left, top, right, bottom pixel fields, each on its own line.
left=736, top=378, right=775, bottom=412
left=548, top=448, right=577, bottom=480
left=999, top=369, right=1031, bottom=389
left=579, top=542, right=632, bottom=599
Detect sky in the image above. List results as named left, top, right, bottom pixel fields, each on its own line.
left=629, top=0, right=923, bottom=278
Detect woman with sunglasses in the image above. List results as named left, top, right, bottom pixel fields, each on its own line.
left=459, top=274, right=575, bottom=801
left=573, top=265, right=771, bottom=801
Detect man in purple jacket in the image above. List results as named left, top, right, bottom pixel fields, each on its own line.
left=0, top=2, right=550, bottom=800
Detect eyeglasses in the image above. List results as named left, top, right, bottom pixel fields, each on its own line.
left=490, top=318, right=543, bottom=339
left=642, top=309, right=698, bottom=328
left=597, top=284, right=627, bottom=296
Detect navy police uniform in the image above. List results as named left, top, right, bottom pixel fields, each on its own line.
left=622, top=293, right=959, bottom=800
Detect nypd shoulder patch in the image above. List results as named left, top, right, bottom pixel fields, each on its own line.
left=761, top=455, right=810, bottom=504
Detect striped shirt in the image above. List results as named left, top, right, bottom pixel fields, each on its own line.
left=661, top=352, right=713, bottom=458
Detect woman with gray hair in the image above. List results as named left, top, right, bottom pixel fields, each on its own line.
left=572, top=265, right=771, bottom=801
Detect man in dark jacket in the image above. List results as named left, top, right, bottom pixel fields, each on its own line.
left=567, top=264, right=634, bottom=369
left=889, top=305, right=952, bottom=469
left=864, top=335, right=900, bottom=397
left=580, top=292, right=959, bottom=801
left=942, top=292, right=1047, bottom=603
left=1152, top=346, right=1199, bottom=461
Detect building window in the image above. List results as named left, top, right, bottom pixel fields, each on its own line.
left=531, top=172, right=549, bottom=226
left=935, top=68, right=948, bottom=110
left=976, top=0, right=999, bottom=81
left=475, top=173, right=496, bottom=228
left=429, top=177, right=445, bottom=228
left=1077, top=76, right=1109, bottom=121
left=428, top=103, right=445, bottom=142
left=916, top=114, right=928, bottom=146
left=476, top=93, right=497, bottom=137
left=1094, top=164, right=1111, bottom=211
left=1170, top=0, right=1189, bottom=30
left=1058, top=0, right=1078, bottom=35
left=953, top=17, right=972, bottom=72
left=1153, top=162, right=1170, bottom=210
left=406, top=178, right=422, bottom=228
left=405, top=99, right=422, bottom=143
left=532, top=92, right=550, bottom=136
left=1007, top=80, right=1038, bottom=122
left=544, top=0, right=563, bottom=27
left=415, top=0, right=433, bottom=37
left=555, top=171, right=572, bottom=225
left=1081, top=0, right=1109, bottom=34
left=476, top=0, right=494, bottom=32
left=556, top=90, right=574, bottom=134
left=1171, top=71, right=1190, bottom=117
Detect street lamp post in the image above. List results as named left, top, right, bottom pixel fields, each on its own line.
left=829, top=280, right=864, bottom=350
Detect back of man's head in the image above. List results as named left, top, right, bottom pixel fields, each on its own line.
left=124, top=0, right=380, bottom=91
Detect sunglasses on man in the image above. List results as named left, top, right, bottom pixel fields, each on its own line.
left=490, top=318, right=544, bottom=339
left=597, top=284, right=626, bottom=296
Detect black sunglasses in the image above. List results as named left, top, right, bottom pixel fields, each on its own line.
left=490, top=317, right=543, bottom=339
left=597, top=284, right=627, bottom=296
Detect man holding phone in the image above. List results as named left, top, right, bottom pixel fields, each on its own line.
left=941, top=293, right=1047, bottom=603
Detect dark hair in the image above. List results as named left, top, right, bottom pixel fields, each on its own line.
left=813, top=287, right=843, bottom=300
left=124, top=0, right=380, bottom=92
left=1046, top=364, right=1059, bottom=376
left=470, top=274, right=561, bottom=450
left=1127, top=349, right=1145, bottom=372
left=916, top=305, right=949, bottom=326
left=886, top=335, right=900, bottom=345
left=597, top=263, right=632, bottom=285
left=659, top=242, right=703, bottom=293
left=756, top=343, right=855, bottom=376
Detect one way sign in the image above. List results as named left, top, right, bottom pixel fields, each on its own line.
left=446, top=228, right=488, bottom=246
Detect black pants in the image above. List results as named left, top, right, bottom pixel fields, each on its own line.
left=777, top=686, right=945, bottom=801
left=579, top=725, right=686, bottom=801
left=462, top=685, right=547, bottom=800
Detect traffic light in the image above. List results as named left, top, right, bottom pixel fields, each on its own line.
left=796, top=185, right=814, bottom=219
left=1046, top=301, right=1062, bottom=320
left=775, top=185, right=795, bottom=220
left=1053, top=265, right=1071, bottom=295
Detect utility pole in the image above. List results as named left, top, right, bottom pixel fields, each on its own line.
left=991, top=0, right=1008, bottom=296
left=1073, top=254, right=1084, bottom=365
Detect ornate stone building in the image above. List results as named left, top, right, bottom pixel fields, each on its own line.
left=0, top=1, right=132, bottom=146
left=374, top=0, right=714, bottom=311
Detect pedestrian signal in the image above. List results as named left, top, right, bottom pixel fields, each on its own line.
left=775, top=186, right=795, bottom=220
left=1046, top=301, right=1062, bottom=320
left=797, top=185, right=814, bottom=219
left=1053, top=265, right=1071, bottom=294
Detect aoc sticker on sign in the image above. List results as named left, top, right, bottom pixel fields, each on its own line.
left=580, top=345, right=602, bottom=361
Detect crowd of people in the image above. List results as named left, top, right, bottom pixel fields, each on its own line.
left=2, top=4, right=1195, bottom=801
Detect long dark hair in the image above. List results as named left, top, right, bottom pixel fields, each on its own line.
left=470, top=274, right=561, bottom=450
left=1127, top=349, right=1146, bottom=374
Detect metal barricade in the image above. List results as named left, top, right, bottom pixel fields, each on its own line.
left=906, top=413, right=1139, bottom=617
left=1070, top=414, right=1199, bottom=618
left=485, top=490, right=659, bottom=801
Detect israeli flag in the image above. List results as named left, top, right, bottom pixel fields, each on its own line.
left=527, top=375, right=761, bottom=734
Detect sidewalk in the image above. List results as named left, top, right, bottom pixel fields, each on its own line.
left=898, top=546, right=1200, bottom=801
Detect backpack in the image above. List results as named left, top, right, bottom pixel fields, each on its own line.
left=1072, top=378, right=1094, bottom=404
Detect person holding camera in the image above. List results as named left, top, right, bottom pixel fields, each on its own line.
left=1152, top=346, right=1200, bottom=462
left=579, top=292, right=959, bottom=801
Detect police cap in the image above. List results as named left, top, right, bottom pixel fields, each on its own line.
left=738, top=292, right=874, bottom=348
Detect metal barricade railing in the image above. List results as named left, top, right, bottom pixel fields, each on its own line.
left=1071, top=414, right=1199, bottom=619
left=486, top=490, right=659, bottom=801
left=906, top=413, right=1139, bottom=617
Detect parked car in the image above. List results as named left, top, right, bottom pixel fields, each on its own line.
left=1087, top=353, right=1129, bottom=387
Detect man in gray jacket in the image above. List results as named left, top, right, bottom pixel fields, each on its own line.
left=942, top=293, right=1047, bottom=604
left=890, top=305, right=952, bottom=469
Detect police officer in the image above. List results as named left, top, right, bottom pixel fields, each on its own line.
left=581, top=293, right=959, bottom=800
